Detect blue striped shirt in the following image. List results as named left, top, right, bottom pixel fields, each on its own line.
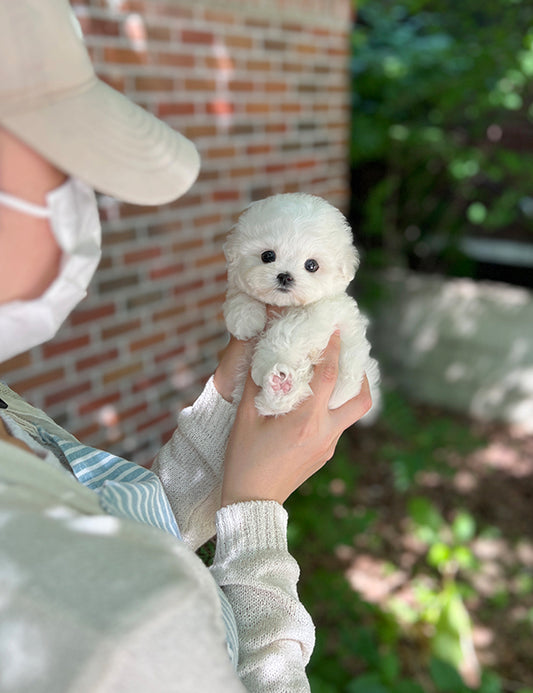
left=40, top=433, right=183, bottom=539
left=38, top=428, right=239, bottom=667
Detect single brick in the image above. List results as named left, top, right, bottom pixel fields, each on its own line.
left=76, top=348, right=119, bottom=372
left=124, top=247, right=162, bottom=264
left=245, top=102, right=271, bottom=114
left=79, top=392, right=121, bottom=416
left=0, top=351, right=33, bottom=373
left=264, top=39, right=286, bottom=51
left=195, top=252, right=226, bottom=268
left=103, top=361, right=144, bottom=385
left=132, top=373, right=167, bottom=393
left=130, top=333, right=167, bottom=352
left=154, top=344, right=186, bottom=364
left=182, top=29, right=214, bottom=45
left=152, top=305, right=187, bottom=323
left=198, top=292, right=226, bottom=308
left=135, top=76, right=174, bottom=91
left=70, top=303, right=116, bottom=327
left=103, top=47, right=147, bottom=64
left=157, top=102, right=196, bottom=117
left=203, top=9, right=235, bottom=24
left=185, top=78, right=217, bottom=91
left=149, top=262, right=185, bottom=280
left=225, top=34, right=254, bottom=50
left=42, top=335, right=91, bottom=359
left=45, top=381, right=92, bottom=408
left=213, top=190, right=241, bottom=202
left=11, top=368, right=65, bottom=394
left=126, top=290, right=165, bottom=310
left=102, top=319, right=142, bottom=340
left=154, top=52, right=195, bottom=68
left=193, top=213, right=222, bottom=228
left=136, top=411, right=171, bottom=433
left=98, top=274, right=139, bottom=294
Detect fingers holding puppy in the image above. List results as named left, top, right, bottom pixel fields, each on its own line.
left=221, top=332, right=372, bottom=507
left=309, top=330, right=341, bottom=404
left=332, top=374, right=373, bottom=430
left=213, top=336, right=253, bottom=403
left=214, top=304, right=288, bottom=403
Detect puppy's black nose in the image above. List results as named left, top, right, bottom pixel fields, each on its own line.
left=277, top=272, right=294, bottom=288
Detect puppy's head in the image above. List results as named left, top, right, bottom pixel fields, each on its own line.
left=224, top=193, right=359, bottom=307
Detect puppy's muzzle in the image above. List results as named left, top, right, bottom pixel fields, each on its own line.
left=276, top=272, right=294, bottom=290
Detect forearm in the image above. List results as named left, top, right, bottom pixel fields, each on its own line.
left=151, top=377, right=237, bottom=550
left=211, top=502, right=314, bottom=693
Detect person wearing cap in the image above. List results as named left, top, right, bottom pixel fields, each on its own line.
left=0, top=1, right=372, bottom=691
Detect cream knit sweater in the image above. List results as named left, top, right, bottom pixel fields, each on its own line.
left=152, top=377, right=315, bottom=691
left=0, top=379, right=315, bottom=692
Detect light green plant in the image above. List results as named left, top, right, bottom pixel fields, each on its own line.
left=405, top=498, right=479, bottom=670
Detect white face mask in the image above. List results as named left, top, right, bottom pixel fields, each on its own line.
left=0, top=178, right=102, bottom=364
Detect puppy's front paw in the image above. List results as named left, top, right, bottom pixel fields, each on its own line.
left=269, top=368, right=293, bottom=395
left=224, top=299, right=266, bottom=340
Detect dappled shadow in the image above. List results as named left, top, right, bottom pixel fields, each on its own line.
left=373, top=270, right=533, bottom=433
left=337, top=409, right=533, bottom=687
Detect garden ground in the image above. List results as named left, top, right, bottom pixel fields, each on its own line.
left=287, top=390, right=533, bottom=692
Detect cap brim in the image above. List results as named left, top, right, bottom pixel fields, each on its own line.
left=1, top=78, right=200, bottom=206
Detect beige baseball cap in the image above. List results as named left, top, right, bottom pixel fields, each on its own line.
left=0, top=0, right=200, bottom=205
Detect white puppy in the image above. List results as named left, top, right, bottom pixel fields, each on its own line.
left=223, top=193, right=380, bottom=417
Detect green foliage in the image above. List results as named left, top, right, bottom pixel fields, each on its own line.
left=430, top=658, right=470, bottom=693
left=379, top=389, right=482, bottom=492
left=285, top=388, right=518, bottom=693
left=196, top=537, right=216, bottom=566
left=408, top=498, right=479, bottom=575
left=404, top=498, right=480, bottom=672
left=350, top=0, right=533, bottom=274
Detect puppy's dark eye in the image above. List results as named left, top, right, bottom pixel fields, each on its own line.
left=304, top=259, right=319, bottom=272
left=261, top=250, right=276, bottom=263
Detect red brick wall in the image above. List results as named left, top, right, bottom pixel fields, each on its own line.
left=2, top=0, right=352, bottom=464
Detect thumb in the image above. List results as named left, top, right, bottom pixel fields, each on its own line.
left=310, top=330, right=341, bottom=406
left=238, top=367, right=261, bottom=413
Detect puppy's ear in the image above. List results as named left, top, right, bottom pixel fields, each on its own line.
left=340, top=244, right=360, bottom=282
left=223, top=232, right=236, bottom=264
left=224, top=224, right=243, bottom=265
left=223, top=201, right=257, bottom=264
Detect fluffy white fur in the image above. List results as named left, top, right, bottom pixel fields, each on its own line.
left=223, top=193, right=380, bottom=417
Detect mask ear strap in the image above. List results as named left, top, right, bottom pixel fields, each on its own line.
left=0, top=190, right=50, bottom=218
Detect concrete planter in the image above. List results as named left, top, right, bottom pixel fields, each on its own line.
left=372, top=269, right=533, bottom=432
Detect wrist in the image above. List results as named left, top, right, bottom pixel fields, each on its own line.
left=221, top=478, right=286, bottom=508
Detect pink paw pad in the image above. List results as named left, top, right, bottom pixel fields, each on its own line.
left=270, top=372, right=292, bottom=394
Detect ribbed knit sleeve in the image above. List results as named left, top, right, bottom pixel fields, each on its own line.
left=211, top=501, right=315, bottom=693
left=151, top=377, right=237, bottom=550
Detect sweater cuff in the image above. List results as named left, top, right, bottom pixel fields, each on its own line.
left=215, top=501, right=288, bottom=558
left=177, top=376, right=237, bottom=464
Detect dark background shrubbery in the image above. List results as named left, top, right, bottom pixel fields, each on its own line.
left=349, top=0, right=533, bottom=285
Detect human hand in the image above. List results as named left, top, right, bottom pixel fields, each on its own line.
left=213, top=306, right=284, bottom=402
left=221, top=331, right=372, bottom=507
left=213, top=336, right=253, bottom=403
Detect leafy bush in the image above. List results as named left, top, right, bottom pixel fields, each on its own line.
left=285, top=389, right=526, bottom=692
left=350, top=0, right=533, bottom=275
